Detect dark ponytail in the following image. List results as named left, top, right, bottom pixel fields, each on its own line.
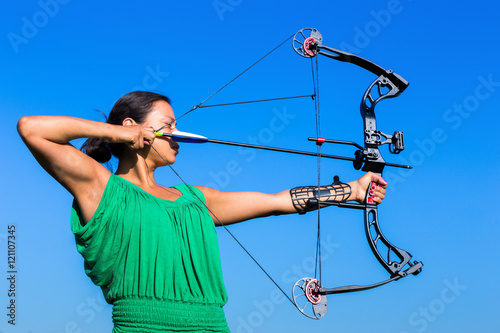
left=81, top=91, right=171, bottom=163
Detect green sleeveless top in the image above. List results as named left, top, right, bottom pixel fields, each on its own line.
left=70, top=175, right=229, bottom=332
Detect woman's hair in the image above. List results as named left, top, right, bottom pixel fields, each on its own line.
left=81, top=91, right=171, bottom=163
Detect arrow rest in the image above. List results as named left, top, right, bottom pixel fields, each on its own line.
left=354, top=149, right=365, bottom=170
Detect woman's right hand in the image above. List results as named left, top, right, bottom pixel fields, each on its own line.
left=112, top=124, right=156, bottom=150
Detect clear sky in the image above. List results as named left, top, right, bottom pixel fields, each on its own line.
left=1, top=0, right=499, bottom=332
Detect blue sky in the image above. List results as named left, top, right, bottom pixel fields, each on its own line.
left=1, top=0, right=499, bottom=332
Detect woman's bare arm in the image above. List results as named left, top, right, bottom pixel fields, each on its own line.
left=17, top=116, right=154, bottom=223
left=198, top=172, right=387, bottom=225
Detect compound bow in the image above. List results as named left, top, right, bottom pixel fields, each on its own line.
left=290, top=28, right=423, bottom=319
left=163, top=27, right=423, bottom=321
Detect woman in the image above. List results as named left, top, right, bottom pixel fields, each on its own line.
left=17, top=91, right=387, bottom=332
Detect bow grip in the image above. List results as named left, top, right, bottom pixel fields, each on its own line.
left=366, top=182, right=377, bottom=205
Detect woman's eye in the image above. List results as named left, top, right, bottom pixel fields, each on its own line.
left=156, top=120, right=176, bottom=132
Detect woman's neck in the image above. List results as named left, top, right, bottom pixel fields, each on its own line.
left=115, top=152, right=157, bottom=188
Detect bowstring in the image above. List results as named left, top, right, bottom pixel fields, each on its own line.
left=311, top=55, right=322, bottom=284
left=148, top=143, right=295, bottom=305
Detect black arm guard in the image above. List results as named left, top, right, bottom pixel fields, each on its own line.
left=290, top=176, right=352, bottom=214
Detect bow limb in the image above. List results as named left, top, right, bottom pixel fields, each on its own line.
left=301, top=183, right=423, bottom=297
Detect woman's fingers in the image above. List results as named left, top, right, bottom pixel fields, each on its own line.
left=122, top=126, right=156, bottom=149
left=143, top=127, right=156, bottom=146
left=355, top=172, right=388, bottom=204
left=370, top=173, right=388, bottom=189
left=368, top=182, right=386, bottom=204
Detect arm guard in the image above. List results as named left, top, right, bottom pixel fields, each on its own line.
left=290, top=176, right=351, bottom=214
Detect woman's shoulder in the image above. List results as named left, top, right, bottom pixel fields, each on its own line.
left=173, top=184, right=206, bottom=201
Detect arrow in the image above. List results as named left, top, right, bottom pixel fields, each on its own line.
left=155, top=130, right=357, bottom=162
left=154, top=130, right=412, bottom=169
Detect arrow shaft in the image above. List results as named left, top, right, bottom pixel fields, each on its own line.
left=208, top=138, right=411, bottom=168
left=204, top=138, right=357, bottom=162
left=158, top=132, right=411, bottom=168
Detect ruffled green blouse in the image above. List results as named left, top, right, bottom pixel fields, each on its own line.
left=70, top=174, right=229, bottom=332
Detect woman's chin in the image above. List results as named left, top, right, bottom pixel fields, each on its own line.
left=166, top=156, right=177, bottom=165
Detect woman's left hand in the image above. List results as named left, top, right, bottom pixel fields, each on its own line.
left=349, top=172, right=388, bottom=204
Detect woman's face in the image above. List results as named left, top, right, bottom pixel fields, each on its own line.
left=145, top=100, right=180, bottom=165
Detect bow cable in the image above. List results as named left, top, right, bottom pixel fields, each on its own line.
left=188, top=94, right=315, bottom=109
left=176, top=33, right=296, bottom=122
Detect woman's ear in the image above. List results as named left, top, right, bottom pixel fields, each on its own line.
left=122, top=118, right=136, bottom=127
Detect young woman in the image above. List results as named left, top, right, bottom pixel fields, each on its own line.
left=17, top=91, right=387, bottom=332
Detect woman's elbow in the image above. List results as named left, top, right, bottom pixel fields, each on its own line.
left=17, top=116, right=37, bottom=140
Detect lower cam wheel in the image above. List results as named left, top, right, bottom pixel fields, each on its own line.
left=305, top=278, right=322, bottom=304
left=292, top=277, right=328, bottom=319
